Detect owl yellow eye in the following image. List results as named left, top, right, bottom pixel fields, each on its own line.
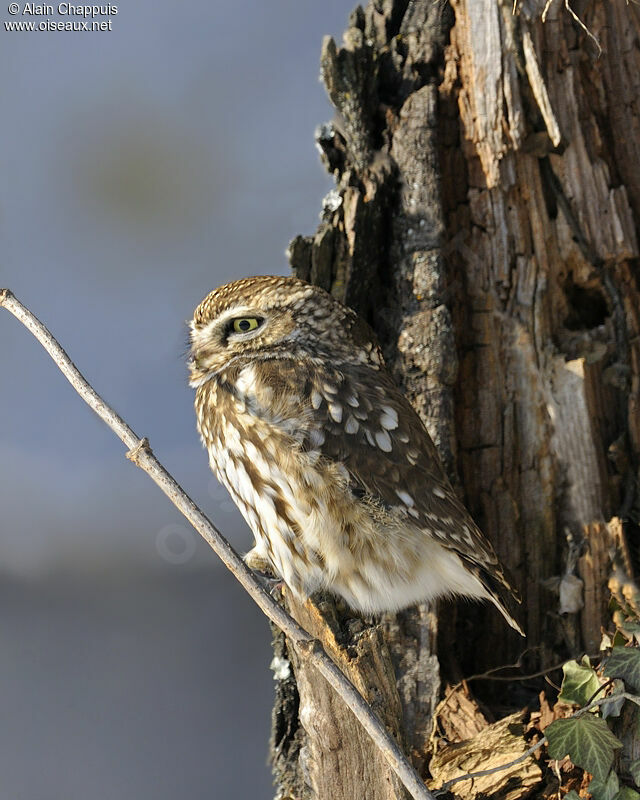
left=232, top=317, right=261, bottom=333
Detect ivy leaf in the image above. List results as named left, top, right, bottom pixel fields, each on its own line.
left=630, top=758, right=640, bottom=788
left=558, top=657, right=601, bottom=706
left=619, top=622, right=640, bottom=646
left=564, top=793, right=581, bottom=800
left=602, top=680, right=626, bottom=720
left=615, top=789, right=640, bottom=800
left=604, top=647, right=640, bottom=692
left=589, top=771, right=619, bottom=800
left=546, top=715, right=622, bottom=781
left=614, top=630, right=631, bottom=647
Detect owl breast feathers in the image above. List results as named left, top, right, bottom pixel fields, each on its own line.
left=189, top=275, right=523, bottom=635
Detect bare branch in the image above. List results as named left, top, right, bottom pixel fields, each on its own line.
left=0, top=288, right=434, bottom=800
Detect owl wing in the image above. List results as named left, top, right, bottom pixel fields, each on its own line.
left=293, top=360, right=523, bottom=634
left=252, top=358, right=522, bottom=633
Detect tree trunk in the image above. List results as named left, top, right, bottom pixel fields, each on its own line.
left=270, top=1, right=640, bottom=797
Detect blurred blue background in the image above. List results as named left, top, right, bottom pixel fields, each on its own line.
left=0, top=2, right=351, bottom=796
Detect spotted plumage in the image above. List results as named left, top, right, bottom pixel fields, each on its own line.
left=189, top=275, right=523, bottom=634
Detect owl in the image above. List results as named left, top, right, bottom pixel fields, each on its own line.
left=189, top=275, right=523, bottom=635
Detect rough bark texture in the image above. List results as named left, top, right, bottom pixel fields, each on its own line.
left=270, top=1, right=640, bottom=797
left=428, top=710, right=542, bottom=799
left=440, top=0, right=640, bottom=673
left=273, top=596, right=409, bottom=800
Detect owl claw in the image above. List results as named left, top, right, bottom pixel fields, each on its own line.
left=244, top=548, right=283, bottom=595
left=255, top=571, right=285, bottom=597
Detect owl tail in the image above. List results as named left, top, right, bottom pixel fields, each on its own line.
left=469, top=558, right=525, bottom=637
left=487, top=591, right=525, bottom=637
left=485, top=572, right=525, bottom=637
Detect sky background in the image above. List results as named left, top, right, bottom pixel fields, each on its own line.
left=1, top=2, right=353, bottom=796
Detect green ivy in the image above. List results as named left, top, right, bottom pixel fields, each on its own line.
left=615, top=789, right=640, bottom=800
left=544, top=644, right=640, bottom=800
left=546, top=714, right=622, bottom=781
left=604, top=648, right=640, bottom=692
left=558, top=656, right=602, bottom=707
left=589, top=771, right=621, bottom=800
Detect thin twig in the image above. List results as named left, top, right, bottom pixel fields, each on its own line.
left=438, top=650, right=602, bottom=727
left=0, top=289, right=434, bottom=800
left=563, top=0, right=602, bottom=57
left=541, top=0, right=602, bottom=58
left=463, top=650, right=601, bottom=683
left=436, top=736, right=548, bottom=795
left=584, top=678, right=616, bottom=707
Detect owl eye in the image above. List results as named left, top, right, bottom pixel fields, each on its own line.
left=231, top=317, right=262, bottom=334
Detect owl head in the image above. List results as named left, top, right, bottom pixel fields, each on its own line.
left=188, top=275, right=382, bottom=386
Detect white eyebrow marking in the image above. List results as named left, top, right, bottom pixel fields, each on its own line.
left=211, top=305, right=261, bottom=328
left=190, top=304, right=263, bottom=349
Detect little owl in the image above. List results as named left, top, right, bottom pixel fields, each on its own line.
left=189, top=275, right=523, bottom=634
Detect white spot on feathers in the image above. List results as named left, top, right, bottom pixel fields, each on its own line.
left=345, top=415, right=359, bottom=434
left=375, top=430, right=392, bottom=452
left=379, top=406, right=398, bottom=430
left=395, top=490, right=414, bottom=507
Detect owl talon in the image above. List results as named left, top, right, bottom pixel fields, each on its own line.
left=255, top=570, right=285, bottom=597
left=244, top=548, right=283, bottom=594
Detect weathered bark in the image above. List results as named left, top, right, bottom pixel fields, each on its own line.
left=440, top=0, right=639, bottom=673
left=271, top=596, right=409, bottom=800
left=270, top=1, right=640, bottom=797
left=428, top=710, right=543, bottom=798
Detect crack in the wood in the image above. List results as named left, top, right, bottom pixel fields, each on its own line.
left=538, top=157, right=600, bottom=266
left=538, top=155, right=640, bottom=564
